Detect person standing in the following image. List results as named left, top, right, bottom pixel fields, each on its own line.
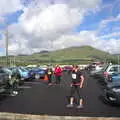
left=66, top=65, right=85, bottom=109
left=72, top=64, right=76, bottom=71
left=46, top=66, right=53, bottom=85
left=54, top=64, right=62, bottom=84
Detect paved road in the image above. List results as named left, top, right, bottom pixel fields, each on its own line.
left=0, top=71, right=120, bottom=117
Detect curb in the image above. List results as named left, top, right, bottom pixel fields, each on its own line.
left=0, top=113, right=120, bottom=120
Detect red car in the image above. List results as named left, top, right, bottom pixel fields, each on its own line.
left=63, top=66, right=73, bottom=72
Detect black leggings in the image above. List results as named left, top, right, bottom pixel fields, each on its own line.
left=55, top=76, right=61, bottom=84
left=48, top=75, right=52, bottom=83
left=70, top=85, right=81, bottom=99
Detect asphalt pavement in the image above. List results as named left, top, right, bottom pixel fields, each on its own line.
left=0, top=71, right=120, bottom=117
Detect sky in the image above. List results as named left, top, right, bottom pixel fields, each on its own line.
left=0, top=0, right=120, bottom=55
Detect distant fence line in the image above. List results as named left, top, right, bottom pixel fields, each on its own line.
left=0, top=56, right=119, bottom=67
left=0, top=57, right=94, bottom=67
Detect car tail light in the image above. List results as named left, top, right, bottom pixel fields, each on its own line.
left=104, top=71, right=108, bottom=77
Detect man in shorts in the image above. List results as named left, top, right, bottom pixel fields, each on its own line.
left=66, top=65, right=85, bottom=109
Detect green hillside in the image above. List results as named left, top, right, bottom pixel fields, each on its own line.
left=0, top=45, right=118, bottom=66
left=48, top=46, right=108, bottom=60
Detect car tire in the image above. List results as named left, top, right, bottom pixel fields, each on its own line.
left=35, top=74, right=40, bottom=79
left=10, top=90, right=18, bottom=96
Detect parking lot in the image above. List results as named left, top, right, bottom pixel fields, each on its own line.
left=0, top=71, right=120, bottom=117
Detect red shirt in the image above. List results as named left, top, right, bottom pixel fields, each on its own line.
left=54, top=67, right=62, bottom=76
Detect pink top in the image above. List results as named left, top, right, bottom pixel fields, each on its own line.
left=54, top=67, right=62, bottom=76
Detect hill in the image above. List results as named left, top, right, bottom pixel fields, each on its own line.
left=0, top=45, right=118, bottom=66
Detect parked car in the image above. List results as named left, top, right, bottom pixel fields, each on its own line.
left=10, top=67, right=30, bottom=82
left=86, top=61, right=104, bottom=71
left=0, top=66, right=21, bottom=97
left=40, top=65, right=48, bottom=70
left=0, top=67, right=10, bottom=94
left=25, top=67, right=34, bottom=71
left=95, top=64, right=120, bottom=81
left=104, top=72, right=120, bottom=83
left=29, top=67, right=46, bottom=80
left=5, top=71, right=20, bottom=96
left=90, top=65, right=104, bottom=76
left=102, top=82, right=120, bottom=105
left=63, top=66, right=72, bottom=72
left=102, top=65, right=120, bottom=83
left=90, top=64, right=109, bottom=78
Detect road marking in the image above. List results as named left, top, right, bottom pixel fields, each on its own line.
left=18, top=86, right=31, bottom=89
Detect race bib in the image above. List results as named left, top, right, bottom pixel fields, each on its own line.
left=72, top=74, right=76, bottom=79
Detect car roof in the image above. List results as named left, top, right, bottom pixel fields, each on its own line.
left=106, top=64, right=120, bottom=71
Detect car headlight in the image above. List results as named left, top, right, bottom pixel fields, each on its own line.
left=9, top=75, right=12, bottom=79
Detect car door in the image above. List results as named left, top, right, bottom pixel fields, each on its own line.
left=0, top=69, right=8, bottom=86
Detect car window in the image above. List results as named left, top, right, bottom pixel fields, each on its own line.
left=12, top=68, right=17, bottom=73
left=2, top=68, right=12, bottom=74
left=0, top=69, right=5, bottom=73
left=20, top=68, right=27, bottom=72
left=109, top=67, right=118, bottom=72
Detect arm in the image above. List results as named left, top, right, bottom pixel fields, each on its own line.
left=80, top=75, right=84, bottom=88
left=54, top=68, right=57, bottom=74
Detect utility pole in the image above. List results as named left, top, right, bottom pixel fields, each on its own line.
left=118, top=55, right=120, bottom=65
left=50, top=39, right=53, bottom=64
left=5, top=27, right=9, bottom=67
left=14, top=56, right=16, bottom=66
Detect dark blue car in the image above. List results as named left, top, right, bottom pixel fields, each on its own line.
left=29, top=68, right=46, bottom=80
left=102, top=82, right=120, bottom=105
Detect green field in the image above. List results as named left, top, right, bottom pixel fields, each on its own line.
left=0, top=45, right=119, bottom=66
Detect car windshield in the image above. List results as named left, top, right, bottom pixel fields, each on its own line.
left=3, top=68, right=12, bottom=74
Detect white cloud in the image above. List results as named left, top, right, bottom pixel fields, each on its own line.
left=100, top=14, right=120, bottom=28
left=0, top=0, right=22, bottom=15
left=99, top=32, right=120, bottom=39
left=21, top=4, right=83, bottom=35
left=5, top=0, right=101, bottom=55
left=4, top=0, right=119, bottom=55
left=47, top=31, right=120, bottom=54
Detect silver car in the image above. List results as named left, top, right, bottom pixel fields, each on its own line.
left=96, top=64, right=120, bottom=83
left=90, top=65, right=104, bottom=76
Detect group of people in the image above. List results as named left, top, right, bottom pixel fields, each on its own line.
left=46, top=64, right=85, bottom=109
left=46, top=64, right=63, bottom=85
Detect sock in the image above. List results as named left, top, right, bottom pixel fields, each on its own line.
left=70, top=97, right=74, bottom=105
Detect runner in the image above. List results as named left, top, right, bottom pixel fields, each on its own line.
left=66, top=65, right=85, bottom=109
left=54, top=64, right=62, bottom=84
left=46, top=65, right=53, bottom=85
left=72, top=64, right=76, bottom=71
